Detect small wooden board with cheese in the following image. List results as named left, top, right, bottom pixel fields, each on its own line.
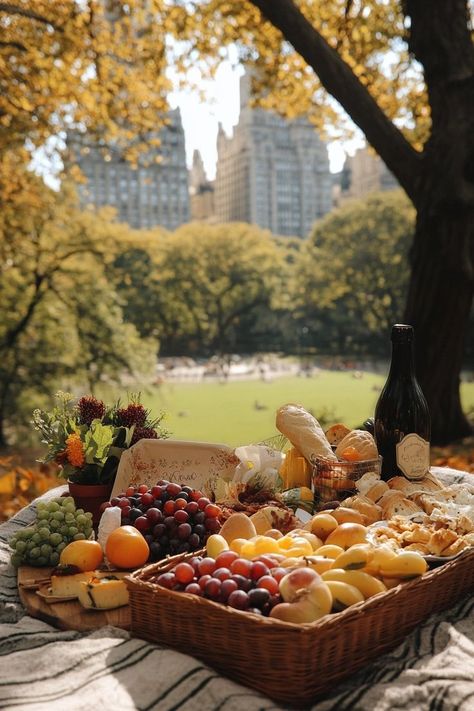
left=17, top=565, right=131, bottom=631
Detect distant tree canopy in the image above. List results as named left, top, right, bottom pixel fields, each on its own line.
left=295, top=191, right=416, bottom=355
left=0, top=179, right=157, bottom=447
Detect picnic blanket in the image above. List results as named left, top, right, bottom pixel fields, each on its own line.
left=1, top=468, right=474, bottom=711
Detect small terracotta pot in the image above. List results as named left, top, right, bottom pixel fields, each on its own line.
left=67, top=480, right=113, bottom=526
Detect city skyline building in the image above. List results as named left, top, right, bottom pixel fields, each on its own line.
left=335, top=145, right=399, bottom=204
left=71, top=108, right=190, bottom=230
left=189, top=150, right=215, bottom=222
left=214, top=74, right=332, bottom=238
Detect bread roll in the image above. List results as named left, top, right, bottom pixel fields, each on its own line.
left=324, top=423, right=351, bottom=446
left=276, top=404, right=336, bottom=462
left=335, top=430, right=378, bottom=460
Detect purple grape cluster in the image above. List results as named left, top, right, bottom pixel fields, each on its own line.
left=101, top=480, right=222, bottom=561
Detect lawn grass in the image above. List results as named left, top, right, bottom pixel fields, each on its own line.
left=137, top=372, right=474, bottom=447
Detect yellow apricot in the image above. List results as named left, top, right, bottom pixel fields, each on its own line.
left=240, top=541, right=257, bottom=559
left=310, top=513, right=338, bottom=540
left=380, top=551, right=427, bottom=578
left=253, top=536, right=281, bottom=555
left=206, top=534, right=229, bottom=559
left=331, top=546, right=369, bottom=571
left=322, top=569, right=386, bottom=598
left=326, top=580, right=365, bottom=612
left=229, top=538, right=249, bottom=555
left=316, top=544, right=345, bottom=560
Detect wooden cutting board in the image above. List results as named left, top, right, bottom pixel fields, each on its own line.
left=17, top=566, right=131, bottom=631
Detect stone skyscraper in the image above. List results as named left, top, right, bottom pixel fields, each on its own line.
left=214, top=74, right=332, bottom=238
left=71, top=109, right=190, bottom=230
left=336, top=145, right=399, bottom=204
left=189, top=150, right=215, bottom=222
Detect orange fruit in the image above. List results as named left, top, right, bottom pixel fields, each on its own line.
left=340, top=446, right=362, bottom=462
left=60, top=540, right=104, bottom=572
left=105, top=525, right=150, bottom=569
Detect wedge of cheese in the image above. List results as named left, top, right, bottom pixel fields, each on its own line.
left=78, top=576, right=129, bottom=610
left=50, top=571, right=92, bottom=598
left=51, top=568, right=128, bottom=600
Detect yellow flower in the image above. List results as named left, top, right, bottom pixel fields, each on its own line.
left=65, top=433, right=85, bottom=468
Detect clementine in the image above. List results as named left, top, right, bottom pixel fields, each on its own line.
left=105, top=525, right=150, bottom=569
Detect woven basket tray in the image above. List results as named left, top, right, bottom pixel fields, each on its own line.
left=126, top=547, right=474, bottom=706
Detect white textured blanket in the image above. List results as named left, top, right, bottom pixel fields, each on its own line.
left=1, top=470, right=474, bottom=710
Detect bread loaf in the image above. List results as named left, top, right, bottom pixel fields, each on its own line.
left=382, top=496, right=423, bottom=519
left=387, top=476, right=444, bottom=496
left=341, top=495, right=382, bottom=524
left=365, top=481, right=390, bottom=503
left=276, top=404, right=336, bottom=462
left=335, top=430, right=378, bottom=460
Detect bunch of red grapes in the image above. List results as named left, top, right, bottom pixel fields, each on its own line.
left=154, top=550, right=284, bottom=616
left=101, top=481, right=222, bottom=561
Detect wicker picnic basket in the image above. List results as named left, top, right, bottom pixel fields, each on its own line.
left=126, top=547, right=474, bottom=706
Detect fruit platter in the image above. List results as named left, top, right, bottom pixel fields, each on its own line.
left=9, top=402, right=474, bottom=705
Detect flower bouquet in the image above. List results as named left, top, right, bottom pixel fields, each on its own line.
left=32, top=392, right=168, bottom=486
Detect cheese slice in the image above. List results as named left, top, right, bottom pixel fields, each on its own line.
left=50, top=572, right=92, bottom=598
left=78, top=576, right=129, bottom=610
left=51, top=570, right=128, bottom=599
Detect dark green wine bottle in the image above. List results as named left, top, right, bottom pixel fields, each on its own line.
left=374, top=325, right=431, bottom=481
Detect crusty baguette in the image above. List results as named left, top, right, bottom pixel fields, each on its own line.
left=276, top=404, right=336, bottom=462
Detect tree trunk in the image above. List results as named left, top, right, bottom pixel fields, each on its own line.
left=404, top=204, right=473, bottom=443
left=403, top=0, right=474, bottom=443
left=0, top=414, right=7, bottom=449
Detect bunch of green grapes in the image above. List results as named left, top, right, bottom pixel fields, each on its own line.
left=9, top=497, right=93, bottom=568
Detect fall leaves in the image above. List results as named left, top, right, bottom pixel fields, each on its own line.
left=0, top=456, right=62, bottom=523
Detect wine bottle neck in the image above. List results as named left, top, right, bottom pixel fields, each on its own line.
left=388, top=340, right=416, bottom=379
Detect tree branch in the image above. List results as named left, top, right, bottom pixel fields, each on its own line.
left=0, top=3, right=64, bottom=31
left=0, top=40, right=26, bottom=51
left=249, top=0, right=422, bottom=202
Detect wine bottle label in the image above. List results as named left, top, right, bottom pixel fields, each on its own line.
left=396, top=434, right=430, bottom=481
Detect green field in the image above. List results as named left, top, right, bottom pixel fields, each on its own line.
left=137, top=373, right=474, bottom=447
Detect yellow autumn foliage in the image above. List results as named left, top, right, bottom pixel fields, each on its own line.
left=0, top=456, right=62, bottom=523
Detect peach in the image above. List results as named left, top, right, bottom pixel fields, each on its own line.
left=270, top=598, right=325, bottom=624
left=270, top=567, right=332, bottom=623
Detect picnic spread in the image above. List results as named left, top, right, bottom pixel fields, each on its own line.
left=1, top=396, right=474, bottom=710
